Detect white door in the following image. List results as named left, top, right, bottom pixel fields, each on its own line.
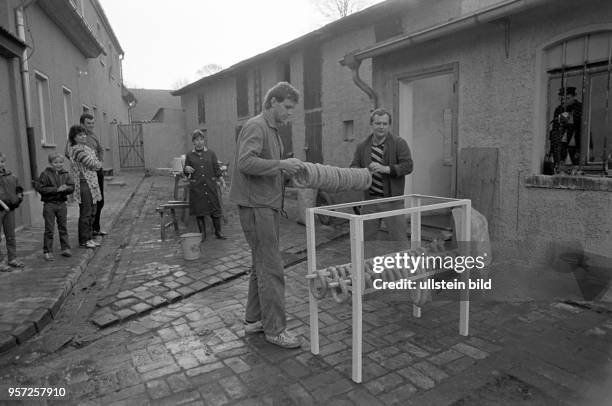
left=399, top=72, right=455, bottom=198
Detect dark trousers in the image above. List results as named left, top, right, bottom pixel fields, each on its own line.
left=43, top=202, right=70, bottom=253
left=78, top=180, right=96, bottom=245
left=0, top=210, right=16, bottom=262
left=93, top=169, right=104, bottom=232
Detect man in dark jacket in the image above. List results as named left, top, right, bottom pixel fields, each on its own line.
left=0, top=152, right=24, bottom=270
left=38, top=152, right=75, bottom=260
left=350, top=108, right=413, bottom=241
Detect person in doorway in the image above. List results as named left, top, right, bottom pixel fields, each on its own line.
left=350, top=108, right=413, bottom=241
left=229, top=81, right=304, bottom=349
left=549, top=86, right=583, bottom=166
left=184, top=130, right=226, bottom=241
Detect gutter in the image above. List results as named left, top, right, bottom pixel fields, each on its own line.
left=15, top=1, right=38, bottom=185
left=340, top=0, right=555, bottom=104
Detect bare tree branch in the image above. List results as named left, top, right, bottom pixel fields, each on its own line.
left=195, top=63, right=223, bottom=79
left=314, top=0, right=372, bottom=20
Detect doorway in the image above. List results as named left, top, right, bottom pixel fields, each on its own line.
left=398, top=67, right=457, bottom=198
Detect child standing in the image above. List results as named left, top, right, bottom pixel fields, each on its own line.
left=0, top=152, right=24, bottom=271
left=38, top=152, right=75, bottom=261
left=184, top=130, right=226, bottom=241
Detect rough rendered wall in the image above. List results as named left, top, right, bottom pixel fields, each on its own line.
left=142, top=110, right=187, bottom=170
left=321, top=26, right=375, bottom=168
left=375, top=0, right=612, bottom=256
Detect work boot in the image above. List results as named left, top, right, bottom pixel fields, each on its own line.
left=213, top=217, right=226, bottom=239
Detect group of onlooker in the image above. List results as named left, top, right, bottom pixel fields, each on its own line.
left=0, top=113, right=107, bottom=271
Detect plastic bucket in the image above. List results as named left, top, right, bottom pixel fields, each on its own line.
left=179, top=233, right=202, bottom=260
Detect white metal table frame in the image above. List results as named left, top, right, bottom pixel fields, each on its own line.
left=306, top=194, right=472, bottom=383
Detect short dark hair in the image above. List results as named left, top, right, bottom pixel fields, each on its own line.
left=80, top=113, right=94, bottom=124
left=48, top=152, right=64, bottom=163
left=369, top=108, right=392, bottom=125
left=68, top=125, right=87, bottom=146
left=264, top=82, right=300, bottom=109
left=192, top=129, right=207, bottom=141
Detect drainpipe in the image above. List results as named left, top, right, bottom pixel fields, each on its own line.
left=340, top=52, right=378, bottom=110
left=15, top=1, right=39, bottom=185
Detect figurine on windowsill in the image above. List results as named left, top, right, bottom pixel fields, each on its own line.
left=548, top=87, right=583, bottom=168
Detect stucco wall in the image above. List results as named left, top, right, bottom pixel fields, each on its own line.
left=23, top=1, right=128, bottom=174
left=142, top=110, right=187, bottom=170
left=321, top=26, right=375, bottom=168
left=374, top=0, right=612, bottom=256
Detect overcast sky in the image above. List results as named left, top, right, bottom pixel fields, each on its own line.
left=99, top=0, right=381, bottom=90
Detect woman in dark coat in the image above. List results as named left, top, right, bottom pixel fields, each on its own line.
left=184, top=130, right=226, bottom=241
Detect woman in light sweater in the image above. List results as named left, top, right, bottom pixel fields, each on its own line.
left=67, top=125, right=102, bottom=249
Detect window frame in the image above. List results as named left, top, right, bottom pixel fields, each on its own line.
left=534, top=25, right=612, bottom=174
left=62, top=86, right=73, bottom=136
left=35, top=71, right=55, bottom=146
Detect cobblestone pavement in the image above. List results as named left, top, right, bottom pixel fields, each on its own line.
left=89, top=178, right=348, bottom=328
left=0, top=175, right=611, bottom=405
left=0, top=173, right=144, bottom=354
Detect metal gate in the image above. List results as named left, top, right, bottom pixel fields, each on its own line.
left=117, top=123, right=144, bottom=169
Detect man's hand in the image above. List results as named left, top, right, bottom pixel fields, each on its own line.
left=368, top=162, right=390, bottom=174
left=58, top=185, right=67, bottom=192
left=184, top=165, right=195, bottom=174
left=279, top=158, right=304, bottom=176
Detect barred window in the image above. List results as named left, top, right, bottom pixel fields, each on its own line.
left=544, top=31, right=612, bottom=170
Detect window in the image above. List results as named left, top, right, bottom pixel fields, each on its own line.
left=303, top=45, right=322, bottom=110
left=343, top=120, right=355, bottom=141
left=282, top=60, right=291, bottom=82
left=62, top=87, right=73, bottom=136
left=544, top=31, right=612, bottom=168
left=253, top=68, right=262, bottom=114
left=35, top=72, right=54, bottom=145
left=236, top=72, right=249, bottom=118
left=197, top=92, right=206, bottom=124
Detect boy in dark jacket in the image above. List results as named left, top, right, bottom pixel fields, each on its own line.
left=38, top=152, right=75, bottom=261
left=0, top=152, right=24, bottom=271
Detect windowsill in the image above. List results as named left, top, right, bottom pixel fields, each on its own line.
left=525, top=174, right=612, bottom=192
left=42, top=143, right=57, bottom=149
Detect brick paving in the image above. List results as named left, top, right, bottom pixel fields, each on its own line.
left=89, top=177, right=348, bottom=328
left=0, top=173, right=144, bottom=353
left=0, top=175, right=611, bottom=405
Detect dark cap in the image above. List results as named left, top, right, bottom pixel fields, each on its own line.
left=558, top=87, right=576, bottom=96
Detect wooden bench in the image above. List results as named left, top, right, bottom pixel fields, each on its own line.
left=156, top=201, right=190, bottom=240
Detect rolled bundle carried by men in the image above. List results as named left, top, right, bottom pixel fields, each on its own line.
left=292, top=162, right=371, bottom=192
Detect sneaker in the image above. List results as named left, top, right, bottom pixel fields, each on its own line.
left=80, top=241, right=96, bottom=249
left=93, top=230, right=108, bottom=236
left=265, top=329, right=301, bottom=349
left=60, top=249, right=72, bottom=257
left=43, top=252, right=54, bottom=261
left=244, top=320, right=263, bottom=334
left=88, top=239, right=101, bottom=247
